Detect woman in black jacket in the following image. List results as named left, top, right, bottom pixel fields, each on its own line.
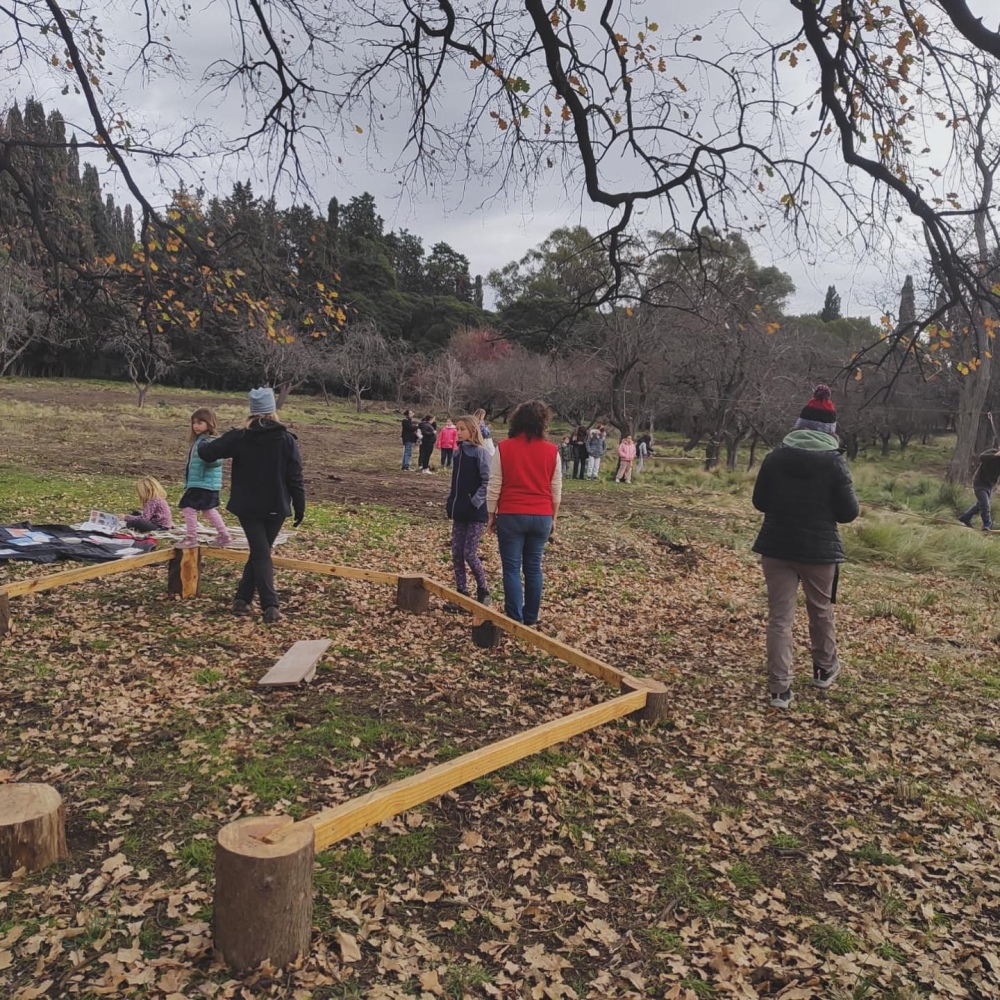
left=198, top=387, right=305, bottom=623
left=445, top=415, right=492, bottom=604
left=417, top=415, right=437, bottom=473
left=751, top=386, right=859, bottom=708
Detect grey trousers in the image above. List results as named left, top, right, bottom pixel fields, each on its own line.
left=760, top=556, right=840, bottom=693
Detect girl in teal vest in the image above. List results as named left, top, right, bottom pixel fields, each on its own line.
left=178, top=407, right=231, bottom=548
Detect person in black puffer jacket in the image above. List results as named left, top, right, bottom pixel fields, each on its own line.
left=752, top=385, right=859, bottom=709
left=198, top=387, right=305, bottom=624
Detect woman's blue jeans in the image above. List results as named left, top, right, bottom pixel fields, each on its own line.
left=495, top=513, right=552, bottom=625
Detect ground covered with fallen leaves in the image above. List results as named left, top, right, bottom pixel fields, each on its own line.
left=2, top=381, right=1000, bottom=999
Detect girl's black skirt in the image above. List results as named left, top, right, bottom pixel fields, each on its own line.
left=178, top=488, right=221, bottom=511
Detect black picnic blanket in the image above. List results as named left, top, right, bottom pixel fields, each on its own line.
left=0, top=523, right=158, bottom=564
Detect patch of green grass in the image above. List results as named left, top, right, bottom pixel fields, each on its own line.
left=852, top=842, right=902, bottom=866
left=727, top=860, right=761, bottom=894
left=178, top=836, right=214, bottom=874
left=644, top=927, right=684, bottom=952
left=193, top=667, right=224, bottom=685
left=770, top=832, right=803, bottom=850
left=443, top=962, right=494, bottom=997
left=809, top=923, right=858, bottom=955
left=681, top=975, right=716, bottom=997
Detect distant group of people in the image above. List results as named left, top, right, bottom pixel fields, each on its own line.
left=401, top=409, right=494, bottom=473
left=558, top=425, right=652, bottom=482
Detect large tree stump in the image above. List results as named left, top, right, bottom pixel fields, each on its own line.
left=0, top=783, right=68, bottom=875
left=396, top=574, right=429, bottom=613
left=619, top=676, right=671, bottom=722
left=214, top=816, right=315, bottom=974
left=167, top=545, right=201, bottom=599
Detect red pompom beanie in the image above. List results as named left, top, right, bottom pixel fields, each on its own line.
left=795, top=384, right=837, bottom=433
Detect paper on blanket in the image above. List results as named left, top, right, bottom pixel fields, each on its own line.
left=74, top=510, right=122, bottom=533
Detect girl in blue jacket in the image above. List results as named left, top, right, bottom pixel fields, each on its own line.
left=179, top=407, right=231, bottom=548
left=446, top=415, right=492, bottom=604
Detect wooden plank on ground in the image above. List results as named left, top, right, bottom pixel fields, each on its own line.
left=298, top=689, right=647, bottom=851
left=259, top=639, right=331, bottom=687
left=201, top=548, right=399, bottom=585
left=0, top=547, right=175, bottom=599
left=420, top=576, right=628, bottom=687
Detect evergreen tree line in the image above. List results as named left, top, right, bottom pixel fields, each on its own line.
left=0, top=99, right=489, bottom=388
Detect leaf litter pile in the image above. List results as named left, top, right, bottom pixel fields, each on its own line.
left=4, top=451, right=1000, bottom=997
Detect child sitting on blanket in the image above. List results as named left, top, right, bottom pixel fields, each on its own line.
left=124, top=476, right=174, bottom=532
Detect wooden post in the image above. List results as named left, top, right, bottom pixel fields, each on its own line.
left=167, top=546, right=201, bottom=599
left=214, top=815, right=315, bottom=974
left=0, top=592, right=9, bottom=636
left=0, top=783, right=68, bottom=875
left=395, top=574, right=429, bottom=613
left=471, top=616, right=502, bottom=649
left=619, top=676, right=671, bottom=722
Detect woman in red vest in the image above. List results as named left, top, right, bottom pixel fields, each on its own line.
left=486, top=400, right=562, bottom=626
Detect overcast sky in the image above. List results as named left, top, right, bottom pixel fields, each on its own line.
left=8, top=0, right=948, bottom=320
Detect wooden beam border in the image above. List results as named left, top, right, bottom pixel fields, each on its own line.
left=0, top=547, right=175, bottom=599
left=295, top=689, right=647, bottom=852
left=200, top=547, right=399, bottom=585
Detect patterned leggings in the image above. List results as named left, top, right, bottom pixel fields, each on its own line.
left=451, top=520, right=488, bottom=595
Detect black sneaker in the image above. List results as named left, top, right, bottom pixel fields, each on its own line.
left=813, top=662, right=841, bottom=689
left=769, top=689, right=793, bottom=709
left=476, top=587, right=492, bottom=607
left=232, top=598, right=252, bottom=615
left=263, top=606, right=283, bottom=624
left=959, top=516, right=973, bottom=527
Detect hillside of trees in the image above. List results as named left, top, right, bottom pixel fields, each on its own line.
left=1, top=99, right=992, bottom=471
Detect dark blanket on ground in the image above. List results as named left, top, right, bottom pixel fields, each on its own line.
left=0, top=523, right=158, bottom=564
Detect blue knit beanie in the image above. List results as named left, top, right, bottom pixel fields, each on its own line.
left=248, top=387, right=276, bottom=415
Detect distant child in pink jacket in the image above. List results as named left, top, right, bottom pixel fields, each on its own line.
left=437, top=418, right=459, bottom=469
left=615, top=436, right=637, bottom=483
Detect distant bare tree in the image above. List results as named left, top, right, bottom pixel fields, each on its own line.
left=105, top=319, right=173, bottom=408
left=234, top=327, right=325, bottom=408
left=413, top=352, right=469, bottom=415
left=327, top=322, right=395, bottom=411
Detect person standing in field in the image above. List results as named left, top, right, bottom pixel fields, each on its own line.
left=636, top=432, right=653, bottom=474
left=487, top=399, right=561, bottom=626
left=558, top=434, right=573, bottom=476
left=958, top=449, right=1000, bottom=531
left=615, top=434, right=637, bottom=483
left=473, top=408, right=495, bottom=456
left=751, top=385, right=859, bottom=709
left=437, top=417, right=458, bottom=469
left=198, top=388, right=305, bottom=624
left=401, top=409, right=419, bottom=471
left=418, top=414, right=437, bottom=472
left=585, top=426, right=606, bottom=479
left=571, top=426, right=589, bottom=480
left=446, top=415, right=492, bottom=605
left=178, top=407, right=231, bottom=548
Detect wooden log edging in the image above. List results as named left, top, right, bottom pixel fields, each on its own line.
left=419, top=577, right=629, bottom=687
left=0, top=547, right=175, bottom=599
left=200, top=547, right=400, bottom=585
left=297, top=688, right=646, bottom=851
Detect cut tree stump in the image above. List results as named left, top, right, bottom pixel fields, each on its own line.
left=214, top=815, right=315, bottom=974
left=396, top=574, right=429, bottom=613
left=0, top=783, right=68, bottom=875
left=167, top=545, right=201, bottom=599
left=619, top=675, right=671, bottom=722
left=259, top=639, right=331, bottom=687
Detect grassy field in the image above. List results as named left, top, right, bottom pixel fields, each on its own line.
left=2, top=379, right=999, bottom=999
